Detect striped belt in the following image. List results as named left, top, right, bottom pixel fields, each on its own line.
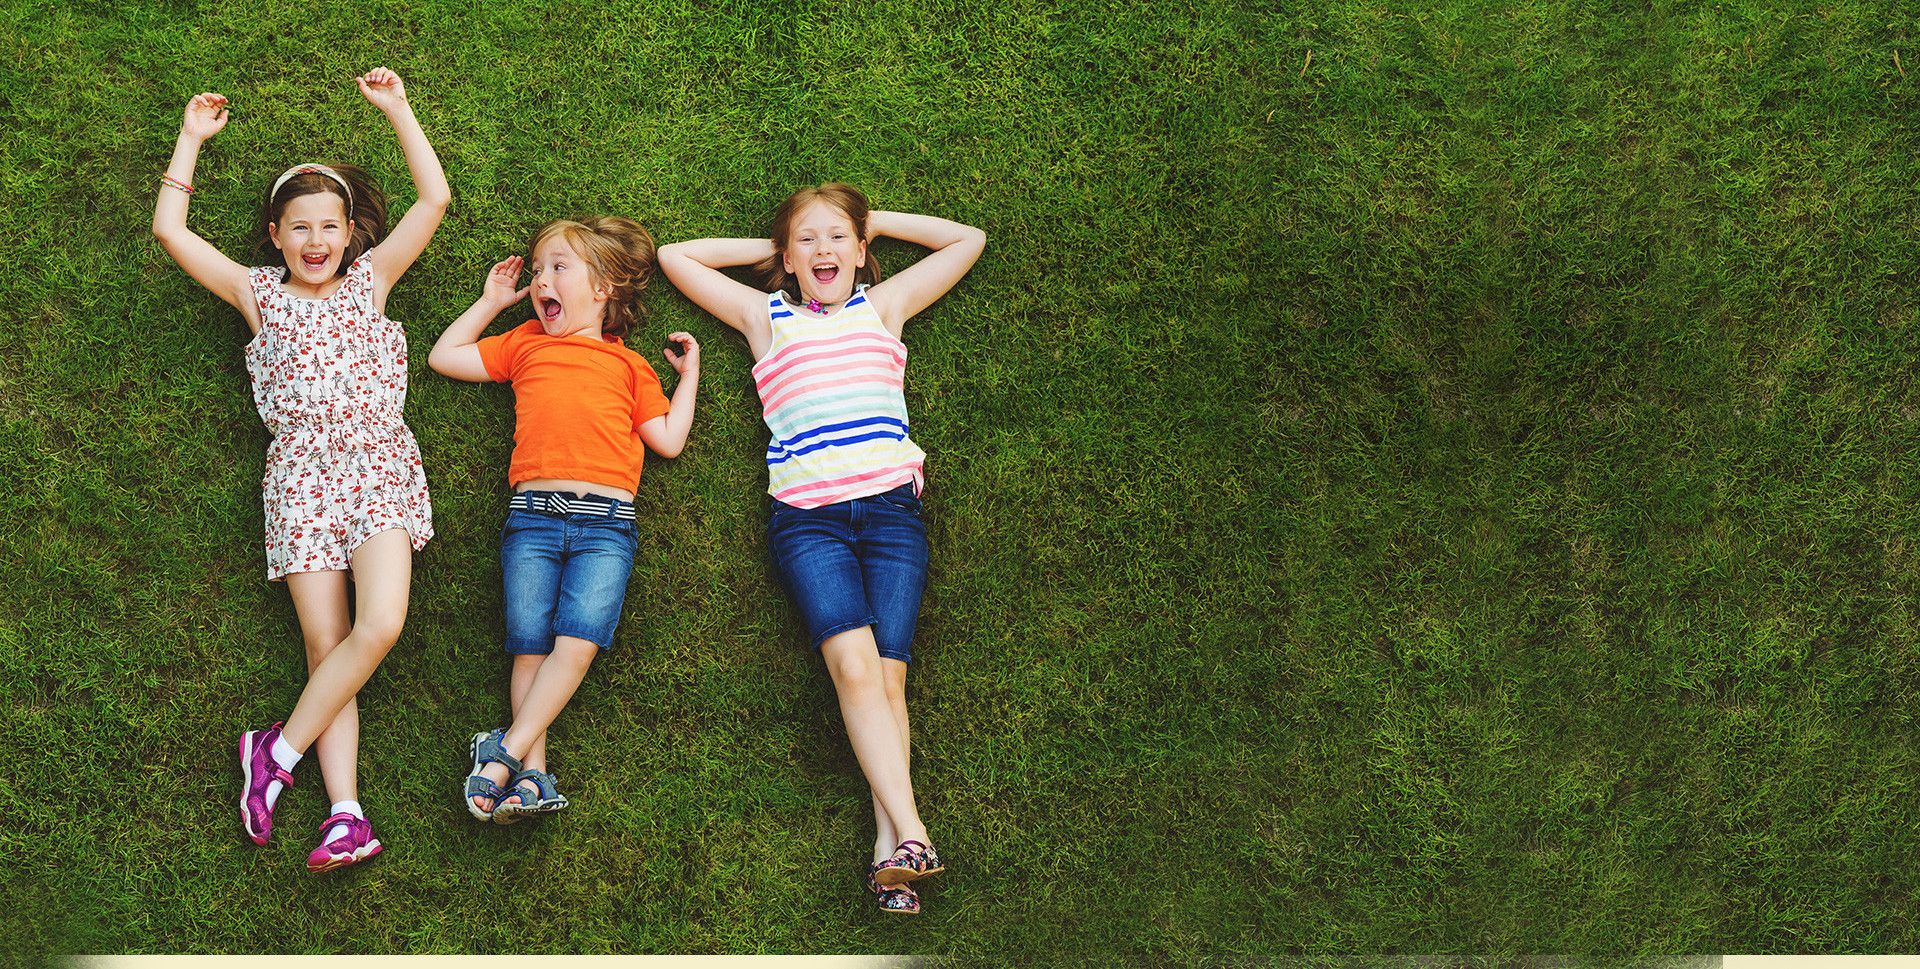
left=509, top=491, right=635, bottom=520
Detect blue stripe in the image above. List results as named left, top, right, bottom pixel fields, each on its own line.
left=847, top=293, right=866, bottom=307
left=770, top=309, right=794, bottom=319
left=769, top=415, right=908, bottom=452
left=767, top=429, right=908, bottom=465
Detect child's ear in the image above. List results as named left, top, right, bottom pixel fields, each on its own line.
left=268, top=222, right=282, bottom=249
left=855, top=238, right=867, bottom=268
left=781, top=250, right=794, bottom=275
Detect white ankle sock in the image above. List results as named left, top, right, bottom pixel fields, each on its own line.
left=266, top=735, right=301, bottom=811
left=325, top=800, right=364, bottom=843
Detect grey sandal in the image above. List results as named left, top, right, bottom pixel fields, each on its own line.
left=493, top=767, right=569, bottom=822
left=465, top=728, right=522, bottom=822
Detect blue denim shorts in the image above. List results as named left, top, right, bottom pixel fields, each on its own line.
left=767, top=484, right=929, bottom=664
left=501, top=492, right=639, bottom=654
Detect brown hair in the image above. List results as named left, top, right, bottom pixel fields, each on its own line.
left=530, top=216, right=657, bottom=339
left=252, top=163, right=388, bottom=277
left=755, top=182, right=884, bottom=296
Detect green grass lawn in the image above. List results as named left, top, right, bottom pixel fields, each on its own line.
left=3, top=0, right=1917, bottom=961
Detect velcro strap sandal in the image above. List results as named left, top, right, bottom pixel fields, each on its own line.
left=493, top=767, right=569, bottom=824
left=465, top=728, right=522, bottom=822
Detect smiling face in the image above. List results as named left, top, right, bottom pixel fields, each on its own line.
left=268, top=191, right=354, bottom=289
left=781, top=200, right=867, bottom=308
left=529, top=234, right=609, bottom=338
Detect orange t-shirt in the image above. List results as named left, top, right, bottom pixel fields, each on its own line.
left=476, top=321, right=672, bottom=492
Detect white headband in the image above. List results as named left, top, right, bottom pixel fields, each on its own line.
left=270, top=164, right=353, bottom=218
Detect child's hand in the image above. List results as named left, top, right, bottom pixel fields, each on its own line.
left=356, top=67, right=409, bottom=113
left=181, top=92, right=230, bottom=141
left=664, top=332, right=700, bottom=375
left=483, top=256, right=529, bottom=309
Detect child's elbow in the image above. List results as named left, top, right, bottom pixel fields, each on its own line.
left=652, top=442, right=684, bottom=460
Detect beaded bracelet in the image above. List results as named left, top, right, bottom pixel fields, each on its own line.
left=160, top=175, right=194, bottom=195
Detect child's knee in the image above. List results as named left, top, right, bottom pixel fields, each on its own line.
left=354, top=612, right=407, bottom=649
left=552, top=635, right=601, bottom=666
left=825, top=647, right=883, bottom=695
left=303, top=633, right=346, bottom=667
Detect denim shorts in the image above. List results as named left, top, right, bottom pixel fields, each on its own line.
left=767, top=484, right=929, bottom=664
left=501, top=492, right=639, bottom=654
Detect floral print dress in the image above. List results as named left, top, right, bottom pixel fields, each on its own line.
left=245, top=253, right=433, bottom=580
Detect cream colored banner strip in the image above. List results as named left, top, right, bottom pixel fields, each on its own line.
left=1727, top=960, right=1920, bottom=969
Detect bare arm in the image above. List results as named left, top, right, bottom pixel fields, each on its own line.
left=151, top=92, right=258, bottom=332
left=429, top=256, right=526, bottom=382
left=864, top=210, right=987, bottom=335
left=657, top=238, right=774, bottom=358
left=359, top=68, right=450, bottom=310
left=637, top=333, right=700, bottom=458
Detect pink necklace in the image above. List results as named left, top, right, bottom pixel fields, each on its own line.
left=807, top=298, right=826, bottom=314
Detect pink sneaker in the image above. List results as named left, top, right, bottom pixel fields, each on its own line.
left=238, top=723, right=294, bottom=845
left=307, top=813, right=383, bottom=873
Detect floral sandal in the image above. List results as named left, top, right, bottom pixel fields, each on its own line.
left=465, top=728, right=522, bottom=822
left=867, top=864, right=921, bottom=915
left=492, top=767, right=569, bottom=824
left=872, top=839, right=944, bottom=887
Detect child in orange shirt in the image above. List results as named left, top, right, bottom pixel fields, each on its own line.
left=428, top=216, right=698, bottom=822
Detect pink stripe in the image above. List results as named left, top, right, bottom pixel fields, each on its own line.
left=762, top=372, right=904, bottom=415
left=760, top=368, right=902, bottom=414
left=756, top=343, right=906, bottom=397
left=772, top=463, right=922, bottom=505
left=753, top=334, right=905, bottom=384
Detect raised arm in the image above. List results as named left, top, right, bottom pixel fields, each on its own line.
left=638, top=333, right=701, bottom=459
left=359, top=68, right=450, bottom=309
left=864, top=211, right=987, bottom=335
left=151, top=92, right=259, bottom=332
left=657, top=238, right=775, bottom=358
left=429, top=256, right=526, bottom=383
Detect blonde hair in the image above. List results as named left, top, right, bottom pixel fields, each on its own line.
left=755, top=182, right=884, bottom=295
left=530, top=216, right=657, bottom=339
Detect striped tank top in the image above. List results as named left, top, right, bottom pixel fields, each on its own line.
left=752, top=285, right=926, bottom=508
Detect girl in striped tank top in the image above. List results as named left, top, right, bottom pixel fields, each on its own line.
left=660, top=184, right=984, bottom=915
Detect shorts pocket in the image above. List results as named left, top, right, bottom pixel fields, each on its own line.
left=501, top=509, right=541, bottom=539
left=875, top=488, right=922, bottom=514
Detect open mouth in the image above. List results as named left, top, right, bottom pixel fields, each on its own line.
left=811, top=264, right=839, bottom=284
left=301, top=253, right=329, bottom=271
left=539, top=297, right=562, bottom=322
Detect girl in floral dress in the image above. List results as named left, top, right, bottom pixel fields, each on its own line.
left=151, top=68, right=448, bottom=871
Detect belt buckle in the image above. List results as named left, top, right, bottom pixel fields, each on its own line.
left=542, top=493, right=573, bottom=516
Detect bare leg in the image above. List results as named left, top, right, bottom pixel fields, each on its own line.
left=871, top=658, right=910, bottom=862
left=509, top=654, right=550, bottom=773
left=822, top=626, right=928, bottom=850
left=280, top=530, right=412, bottom=752
left=285, top=571, right=357, bottom=805
left=471, top=636, right=597, bottom=811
